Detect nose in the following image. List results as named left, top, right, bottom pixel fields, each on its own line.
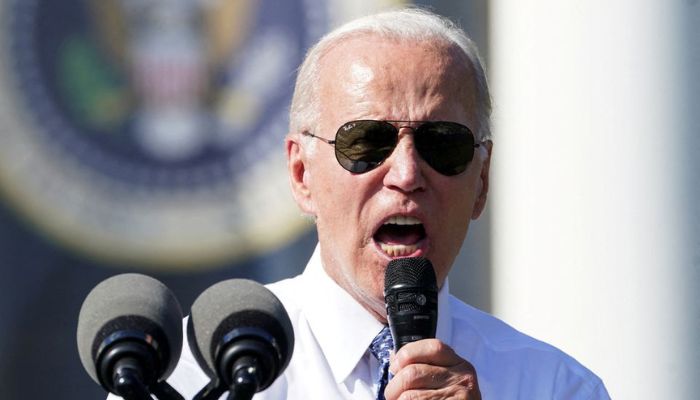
left=382, top=129, right=426, bottom=193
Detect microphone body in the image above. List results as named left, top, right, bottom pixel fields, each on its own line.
left=76, top=273, right=184, bottom=400
left=187, top=279, right=294, bottom=400
left=384, top=257, right=438, bottom=350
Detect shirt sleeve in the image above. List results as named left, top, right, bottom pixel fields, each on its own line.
left=585, top=381, right=612, bottom=400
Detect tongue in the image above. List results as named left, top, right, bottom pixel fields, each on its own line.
left=374, top=224, right=423, bottom=245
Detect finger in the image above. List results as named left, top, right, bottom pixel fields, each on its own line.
left=386, top=348, right=481, bottom=400
left=387, top=362, right=479, bottom=391
left=386, top=380, right=481, bottom=400
left=388, top=389, right=477, bottom=400
left=391, top=339, right=461, bottom=371
left=387, top=363, right=451, bottom=394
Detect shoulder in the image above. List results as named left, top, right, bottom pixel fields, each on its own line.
left=448, top=296, right=609, bottom=399
left=448, top=296, right=556, bottom=352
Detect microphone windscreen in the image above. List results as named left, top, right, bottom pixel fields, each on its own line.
left=385, top=257, right=437, bottom=292
left=187, top=279, right=294, bottom=380
left=76, top=273, right=183, bottom=385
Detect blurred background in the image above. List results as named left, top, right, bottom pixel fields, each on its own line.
left=0, top=0, right=697, bottom=399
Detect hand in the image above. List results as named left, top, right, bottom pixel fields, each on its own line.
left=385, top=339, right=481, bottom=400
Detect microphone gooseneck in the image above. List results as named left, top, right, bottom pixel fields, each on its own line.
left=187, top=279, right=294, bottom=400
left=76, top=273, right=184, bottom=400
left=384, top=257, right=438, bottom=350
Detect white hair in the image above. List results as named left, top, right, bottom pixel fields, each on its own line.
left=288, top=7, right=492, bottom=141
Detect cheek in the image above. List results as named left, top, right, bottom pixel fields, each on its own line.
left=438, top=180, right=478, bottom=224
left=430, top=181, right=479, bottom=275
left=310, top=169, right=366, bottom=250
left=315, top=182, right=350, bottom=224
left=308, top=162, right=342, bottom=211
left=312, top=166, right=374, bottom=226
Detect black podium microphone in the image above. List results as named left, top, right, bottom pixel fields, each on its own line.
left=76, top=273, right=184, bottom=400
left=187, top=279, right=294, bottom=400
left=384, top=257, right=438, bottom=350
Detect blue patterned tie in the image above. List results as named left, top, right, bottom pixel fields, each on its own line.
left=369, top=326, right=394, bottom=400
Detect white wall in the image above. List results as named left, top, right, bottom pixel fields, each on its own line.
left=490, top=1, right=699, bottom=398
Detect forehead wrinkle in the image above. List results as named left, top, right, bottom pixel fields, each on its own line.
left=317, top=49, right=377, bottom=124
left=426, top=54, right=477, bottom=121
left=368, top=43, right=470, bottom=120
left=340, top=63, right=375, bottom=121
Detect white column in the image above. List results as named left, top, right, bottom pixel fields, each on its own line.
left=490, top=1, right=698, bottom=399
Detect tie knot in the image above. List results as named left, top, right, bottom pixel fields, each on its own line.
left=369, top=326, right=394, bottom=364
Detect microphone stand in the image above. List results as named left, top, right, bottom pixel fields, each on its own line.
left=192, top=375, right=257, bottom=400
left=192, top=380, right=227, bottom=400
left=112, top=360, right=152, bottom=400
left=110, top=356, right=185, bottom=400
left=226, top=357, right=258, bottom=400
left=193, top=358, right=261, bottom=400
left=193, top=335, right=274, bottom=400
left=152, top=381, right=186, bottom=400
left=98, top=333, right=185, bottom=400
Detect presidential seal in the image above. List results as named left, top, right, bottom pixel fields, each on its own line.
left=0, top=0, right=402, bottom=269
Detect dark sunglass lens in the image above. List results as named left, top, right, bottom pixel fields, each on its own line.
left=334, top=120, right=397, bottom=173
left=415, top=122, right=475, bottom=176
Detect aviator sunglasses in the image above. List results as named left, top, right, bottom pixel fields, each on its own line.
left=302, top=120, right=481, bottom=176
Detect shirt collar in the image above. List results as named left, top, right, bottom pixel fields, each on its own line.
left=301, top=245, right=384, bottom=383
left=301, top=244, right=454, bottom=383
left=436, top=279, right=453, bottom=347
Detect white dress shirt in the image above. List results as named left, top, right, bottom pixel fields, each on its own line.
left=109, top=244, right=610, bottom=399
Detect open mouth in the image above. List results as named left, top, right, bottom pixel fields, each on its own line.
left=373, top=215, right=427, bottom=257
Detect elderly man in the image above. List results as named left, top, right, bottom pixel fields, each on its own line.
left=113, top=8, right=609, bottom=400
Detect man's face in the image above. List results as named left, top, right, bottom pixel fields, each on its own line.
left=287, top=37, right=492, bottom=321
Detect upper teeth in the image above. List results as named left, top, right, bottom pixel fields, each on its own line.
left=384, top=216, right=421, bottom=225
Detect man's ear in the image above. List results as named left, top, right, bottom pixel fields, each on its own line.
left=471, top=140, right=493, bottom=220
left=286, top=134, right=316, bottom=215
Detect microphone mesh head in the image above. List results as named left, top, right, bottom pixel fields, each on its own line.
left=385, top=257, right=437, bottom=291
left=187, top=279, right=294, bottom=381
left=76, top=273, right=183, bottom=385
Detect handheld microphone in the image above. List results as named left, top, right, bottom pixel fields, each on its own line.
left=384, top=257, right=438, bottom=350
left=187, top=279, right=294, bottom=400
left=76, top=273, right=184, bottom=400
